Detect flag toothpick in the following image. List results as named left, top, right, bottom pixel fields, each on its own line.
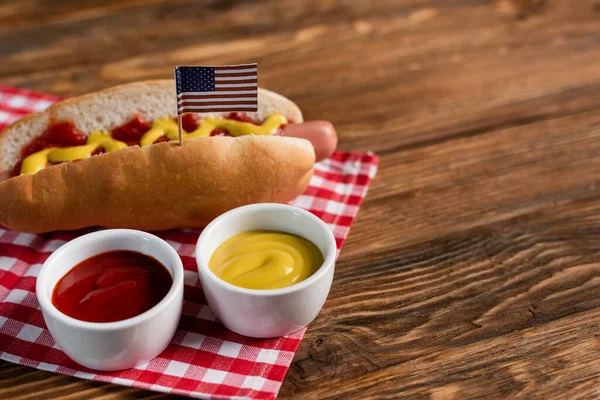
left=174, top=67, right=184, bottom=146
left=177, top=115, right=183, bottom=147
left=174, top=64, right=258, bottom=146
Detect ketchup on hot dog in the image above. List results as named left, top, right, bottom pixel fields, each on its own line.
left=13, top=112, right=337, bottom=176
left=110, top=114, right=152, bottom=145
left=21, top=122, right=87, bottom=158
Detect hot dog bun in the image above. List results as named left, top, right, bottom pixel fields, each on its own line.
left=0, top=81, right=314, bottom=233
left=0, top=80, right=303, bottom=170
left=0, top=136, right=314, bottom=233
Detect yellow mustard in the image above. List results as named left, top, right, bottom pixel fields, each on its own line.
left=20, top=113, right=287, bottom=175
left=21, top=148, right=57, bottom=176
left=209, top=231, right=324, bottom=290
left=139, top=113, right=287, bottom=146
left=21, top=131, right=127, bottom=175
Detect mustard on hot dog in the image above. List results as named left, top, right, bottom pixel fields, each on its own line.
left=140, top=114, right=287, bottom=145
left=20, top=113, right=288, bottom=175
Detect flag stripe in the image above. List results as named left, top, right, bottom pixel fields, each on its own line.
left=178, top=91, right=257, bottom=97
left=215, top=83, right=257, bottom=89
left=178, top=100, right=257, bottom=106
left=214, top=69, right=257, bottom=74
left=179, top=104, right=258, bottom=110
left=213, top=87, right=259, bottom=92
left=214, top=79, right=257, bottom=85
left=214, top=76, right=257, bottom=82
left=178, top=94, right=257, bottom=101
left=214, top=66, right=257, bottom=72
left=178, top=106, right=258, bottom=113
left=214, top=72, right=259, bottom=78
left=215, top=64, right=256, bottom=69
left=178, top=97, right=257, bottom=104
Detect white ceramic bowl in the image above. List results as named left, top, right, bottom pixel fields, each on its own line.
left=196, top=203, right=336, bottom=338
left=36, top=229, right=184, bottom=371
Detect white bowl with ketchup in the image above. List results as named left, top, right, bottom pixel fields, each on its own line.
left=196, top=203, right=337, bottom=338
left=36, top=229, right=184, bottom=371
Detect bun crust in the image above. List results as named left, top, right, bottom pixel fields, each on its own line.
left=0, top=136, right=314, bottom=233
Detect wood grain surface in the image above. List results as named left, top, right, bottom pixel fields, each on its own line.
left=2, top=0, right=600, bottom=398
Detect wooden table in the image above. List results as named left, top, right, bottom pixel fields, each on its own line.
left=2, top=0, right=600, bottom=398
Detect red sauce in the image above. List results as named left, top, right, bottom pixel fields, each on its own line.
left=153, top=136, right=169, bottom=144
left=13, top=112, right=275, bottom=176
left=111, top=114, right=153, bottom=145
left=21, top=122, right=87, bottom=159
left=210, top=128, right=229, bottom=136
left=181, top=113, right=202, bottom=133
left=12, top=160, right=23, bottom=177
left=52, top=250, right=172, bottom=323
left=179, top=113, right=226, bottom=136
left=226, top=112, right=260, bottom=124
left=224, top=112, right=286, bottom=134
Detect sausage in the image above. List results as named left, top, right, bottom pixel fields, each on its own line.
left=282, top=121, right=337, bottom=162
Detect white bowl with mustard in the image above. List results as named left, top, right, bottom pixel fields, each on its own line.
left=195, top=203, right=336, bottom=338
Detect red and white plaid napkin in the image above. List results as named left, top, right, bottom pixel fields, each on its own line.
left=0, top=86, right=379, bottom=399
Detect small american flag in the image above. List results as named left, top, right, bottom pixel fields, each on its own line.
left=175, top=64, right=258, bottom=115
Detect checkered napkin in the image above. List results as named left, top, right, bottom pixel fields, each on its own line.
left=0, top=86, right=379, bottom=399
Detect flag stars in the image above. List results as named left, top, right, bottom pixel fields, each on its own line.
left=176, top=66, right=216, bottom=94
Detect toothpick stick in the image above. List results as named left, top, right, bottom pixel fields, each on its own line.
left=178, top=114, right=183, bottom=146
left=174, top=66, right=184, bottom=146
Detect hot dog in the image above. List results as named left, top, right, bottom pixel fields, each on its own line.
left=0, top=80, right=337, bottom=233
left=282, top=121, right=337, bottom=163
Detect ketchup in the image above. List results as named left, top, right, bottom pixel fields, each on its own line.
left=11, top=160, right=23, bottom=177
left=181, top=113, right=202, bottom=133
left=211, top=129, right=228, bottom=136
left=52, top=250, right=172, bottom=323
left=111, top=114, right=152, bottom=145
left=226, top=112, right=260, bottom=124
left=226, top=112, right=285, bottom=134
left=179, top=114, right=226, bottom=136
left=13, top=113, right=269, bottom=176
left=21, top=122, right=87, bottom=159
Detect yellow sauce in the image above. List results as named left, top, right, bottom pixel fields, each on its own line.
left=209, top=231, right=324, bottom=290
left=20, top=113, right=287, bottom=175
left=21, top=131, right=127, bottom=175
left=21, top=148, right=57, bottom=176
left=140, top=113, right=287, bottom=146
